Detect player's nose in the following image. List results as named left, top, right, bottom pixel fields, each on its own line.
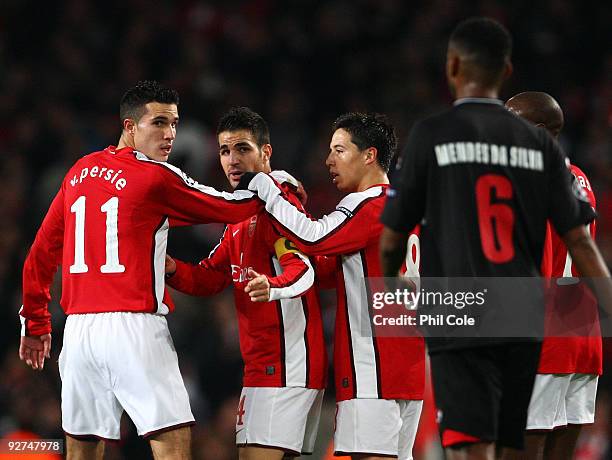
left=164, top=126, right=176, bottom=140
left=228, top=151, right=240, bottom=164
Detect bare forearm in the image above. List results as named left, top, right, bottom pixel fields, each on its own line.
left=564, top=226, right=612, bottom=321
left=564, top=225, right=610, bottom=278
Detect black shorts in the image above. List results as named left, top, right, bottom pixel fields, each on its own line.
left=429, top=342, right=542, bottom=450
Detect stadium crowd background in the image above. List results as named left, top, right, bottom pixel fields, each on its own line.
left=0, top=1, right=610, bottom=458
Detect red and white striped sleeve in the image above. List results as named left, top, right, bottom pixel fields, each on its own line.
left=246, top=172, right=384, bottom=256
left=136, top=152, right=262, bottom=225
left=267, top=237, right=315, bottom=301
left=20, top=186, right=65, bottom=336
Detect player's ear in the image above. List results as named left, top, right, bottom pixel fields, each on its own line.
left=123, top=118, right=136, bottom=135
left=446, top=52, right=460, bottom=80
left=262, top=144, right=272, bottom=162
left=365, top=147, right=378, bottom=166
left=502, top=59, right=513, bottom=81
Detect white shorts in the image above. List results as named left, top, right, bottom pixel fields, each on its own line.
left=526, top=373, right=598, bottom=430
left=59, top=312, right=194, bottom=440
left=334, top=398, right=423, bottom=460
left=236, top=386, right=324, bottom=455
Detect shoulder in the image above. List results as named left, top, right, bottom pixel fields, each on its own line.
left=569, top=164, right=596, bottom=205
left=337, top=186, right=386, bottom=213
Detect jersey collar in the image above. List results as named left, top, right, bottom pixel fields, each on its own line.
left=367, top=183, right=389, bottom=190
left=453, top=97, right=504, bottom=106
left=105, top=145, right=134, bottom=155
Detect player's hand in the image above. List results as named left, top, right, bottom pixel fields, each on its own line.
left=165, top=255, right=177, bottom=276
left=244, top=268, right=271, bottom=302
left=384, top=273, right=418, bottom=294
left=19, top=334, right=51, bottom=371
left=295, top=180, right=308, bottom=206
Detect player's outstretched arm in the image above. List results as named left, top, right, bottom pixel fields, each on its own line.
left=165, top=255, right=231, bottom=297
left=165, top=227, right=233, bottom=297
left=138, top=153, right=262, bottom=225
left=563, top=225, right=612, bottom=325
left=243, top=172, right=384, bottom=256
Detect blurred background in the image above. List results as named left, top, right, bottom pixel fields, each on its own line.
left=1, top=0, right=611, bottom=458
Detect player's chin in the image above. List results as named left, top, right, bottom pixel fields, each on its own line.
left=333, top=179, right=347, bottom=192
left=155, top=150, right=170, bottom=162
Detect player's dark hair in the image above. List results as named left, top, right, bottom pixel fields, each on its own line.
left=217, top=107, right=271, bottom=147
left=119, top=80, right=179, bottom=122
left=332, top=112, right=397, bottom=172
left=449, top=17, right=512, bottom=85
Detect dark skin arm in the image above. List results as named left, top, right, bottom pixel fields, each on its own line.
left=563, top=225, right=612, bottom=328
left=380, top=227, right=409, bottom=284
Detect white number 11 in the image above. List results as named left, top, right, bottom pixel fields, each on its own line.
left=69, top=196, right=125, bottom=274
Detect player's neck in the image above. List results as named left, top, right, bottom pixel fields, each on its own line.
left=357, top=170, right=389, bottom=192
left=454, top=82, right=499, bottom=100
left=117, top=133, right=135, bottom=150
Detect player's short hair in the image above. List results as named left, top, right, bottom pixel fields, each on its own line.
left=217, top=107, right=271, bottom=147
left=332, top=112, right=397, bottom=172
left=119, top=80, right=179, bottom=123
left=449, top=17, right=512, bottom=85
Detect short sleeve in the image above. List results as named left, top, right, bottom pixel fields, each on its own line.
left=546, top=139, right=596, bottom=236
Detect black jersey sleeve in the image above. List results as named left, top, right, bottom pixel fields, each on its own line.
left=381, top=120, right=429, bottom=232
left=546, top=137, right=596, bottom=236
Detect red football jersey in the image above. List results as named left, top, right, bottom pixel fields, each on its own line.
left=167, top=178, right=327, bottom=389
left=248, top=173, right=425, bottom=402
left=20, top=146, right=261, bottom=336
left=539, top=164, right=602, bottom=375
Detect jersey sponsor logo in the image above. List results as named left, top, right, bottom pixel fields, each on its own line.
left=336, top=206, right=354, bottom=218
left=69, top=165, right=127, bottom=191
left=231, top=264, right=254, bottom=283
left=248, top=215, right=257, bottom=237
left=232, top=229, right=240, bottom=237
left=434, top=142, right=544, bottom=171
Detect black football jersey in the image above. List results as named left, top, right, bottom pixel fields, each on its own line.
left=381, top=98, right=596, bottom=351
left=383, top=98, right=594, bottom=277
